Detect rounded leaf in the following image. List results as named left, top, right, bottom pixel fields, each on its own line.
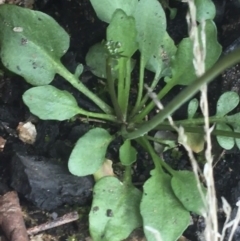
left=90, top=176, right=142, bottom=241
left=171, top=171, right=206, bottom=215
left=68, top=128, right=113, bottom=176
left=165, top=20, right=221, bottom=86
left=134, top=0, right=166, bottom=66
left=180, top=132, right=204, bottom=153
left=0, top=5, right=69, bottom=85
left=216, top=124, right=235, bottom=150
left=195, top=0, right=216, bottom=21
left=216, top=91, right=239, bottom=116
left=23, top=85, right=81, bottom=120
left=141, top=170, right=190, bottom=241
left=119, top=140, right=137, bottom=166
left=85, top=43, right=107, bottom=78
left=86, top=42, right=135, bottom=79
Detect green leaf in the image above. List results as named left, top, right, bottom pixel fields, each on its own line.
left=226, top=113, right=240, bottom=125
left=86, top=42, right=135, bottom=79
left=195, top=0, right=216, bottom=21
left=216, top=124, right=235, bottom=150
left=22, top=85, right=80, bottom=120
left=0, top=5, right=69, bottom=85
left=68, top=128, right=113, bottom=176
left=134, top=0, right=166, bottom=66
left=140, top=170, right=190, bottom=241
left=188, top=98, right=199, bottom=119
left=94, top=159, right=115, bottom=181
left=233, top=125, right=240, bottom=150
left=74, top=64, right=84, bottom=79
left=89, top=176, right=142, bottom=241
left=159, top=0, right=177, bottom=19
left=89, top=0, right=138, bottom=23
left=171, top=171, right=206, bottom=215
left=85, top=42, right=107, bottom=78
left=119, top=140, right=137, bottom=166
left=145, top=52, right=163, bottom=76
left=146, top=32, right=177, bottom=77
left=180, top=132, right=205, bottom=153
left=153, top=130, right=177, bottom=154
left=169, top=7, right=177, bottom=20
left=216, top=91, right=239, bottom=116
left=107, top=9, right=137, bottom=58
left=165, top=20, right=221, bottom=86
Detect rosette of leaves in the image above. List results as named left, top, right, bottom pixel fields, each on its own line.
left=0, top=1, right=226, bottom=241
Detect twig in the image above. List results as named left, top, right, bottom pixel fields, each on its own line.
left=27, top=211, right=79, bottom=236
left=0, top=191, right=29, bottom=241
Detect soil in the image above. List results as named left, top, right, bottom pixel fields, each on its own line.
left=1, top=0, right=240, bottom=241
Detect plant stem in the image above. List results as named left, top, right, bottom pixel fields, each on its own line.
left=173, top=116, right=228, bottom=125
left=137, top=137, right=179, bottom=176
left=130, top=71, right=162, bottom=119
left=123, top=165, right=132, bottom=184
left=106, top=57, right=123, bottom=121
left=122, top=58, right=132, bottom=121
left=154, top=123, right=240, bottom=139
left=125, top=48, right=240, bottom=139
left=77, top=108, right=117, bottom=122
left=57, top=63, right=113, bottom=114
left=130, top=56, right=145, bottom=117
left=117, top=58, right=126, bottom=116
left=131, top=80, right=175, bottom=122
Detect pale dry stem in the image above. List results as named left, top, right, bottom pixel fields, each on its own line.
left=185, top=1, right=220, bottom=240
left=148, top=0, right=240, bottom=240
left=186, top=1, right=240, bottom=241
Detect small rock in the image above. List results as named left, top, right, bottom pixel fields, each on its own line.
left=11, top=153, right=94, bottom=210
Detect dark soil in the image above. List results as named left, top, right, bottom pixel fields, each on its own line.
left=1, top=0, right=240, bottom=240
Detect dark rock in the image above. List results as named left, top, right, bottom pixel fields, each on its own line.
left=11, top=153, right=93, bottom=210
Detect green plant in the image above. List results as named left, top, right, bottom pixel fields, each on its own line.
left=1, top=1, right=240, bottom=240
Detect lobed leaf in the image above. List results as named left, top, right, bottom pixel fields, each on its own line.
left=23, top=85, right=80, bottom=120
left=216, top=91, right=239, bottom=117
left=226, top=113, right=240, bottom=125
left=107, top=9, right=137, bottom=58
left=216, top=124, right=235, bottom=150
left=233, top=125, right=240, bottom=150
left=165, top=20, right=221, bottom=86
left=140, top=169, right=190, bottom=241
left=0, top=4, right=69, bottom=85
left=89, top=176, right=142, bottom=241
left=68, top=128, right=113, bottom=176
